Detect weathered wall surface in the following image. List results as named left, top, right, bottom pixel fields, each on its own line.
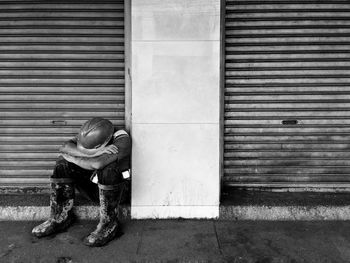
left=131, top=0, right=221, bottom=218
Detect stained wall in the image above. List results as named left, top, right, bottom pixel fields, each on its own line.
left=131, top=0, right=221, bottom=218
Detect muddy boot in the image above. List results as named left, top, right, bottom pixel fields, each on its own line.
left=32, top=179, right=75, bottom=238
left=83, top=183, right=125, bottom=247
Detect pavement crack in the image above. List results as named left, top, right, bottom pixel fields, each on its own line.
left=136, top=223, right=145, bottom=255
left=0, top=243, right=16, bottom=258
left=213, top=221, right=223, bottom=255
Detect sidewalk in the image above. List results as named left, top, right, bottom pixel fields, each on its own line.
left=1, top=219, right=350, bottom=263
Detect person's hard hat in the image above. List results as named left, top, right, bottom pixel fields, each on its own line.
left=77, top=117, right=114, bottom=149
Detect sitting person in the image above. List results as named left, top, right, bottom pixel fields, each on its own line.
left=32, top=117, right=131, bottom=247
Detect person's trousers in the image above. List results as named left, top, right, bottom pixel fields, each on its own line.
left=51, top=156, right=129, bottom=203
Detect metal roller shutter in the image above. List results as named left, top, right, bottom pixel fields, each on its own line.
left=224, top=0, right=350, bottom=188
left=0, top=0, right=126, bottom=188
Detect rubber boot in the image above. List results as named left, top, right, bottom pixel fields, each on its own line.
left=83, top=183, right=125, bottom=247
left=32, top=179, right=75, bottom=238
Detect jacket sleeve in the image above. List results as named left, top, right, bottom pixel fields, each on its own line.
left=112, top=130, right=131, bottom=161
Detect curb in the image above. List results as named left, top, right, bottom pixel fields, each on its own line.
left=220, top=205, right=350, bottom=220
left=1, top=205, right=350, bottom=220
left=0, top=205, right=131, bottom=221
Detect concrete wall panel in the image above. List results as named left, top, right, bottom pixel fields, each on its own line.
left=132, top=0, right=220, bottom=41
left=132, top=41, right=220, bottom=124
left=131, top=123, right=220, bottom=207
left=131, top=0, right=221, bottom=218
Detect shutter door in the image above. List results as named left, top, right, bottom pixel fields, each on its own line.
left=224, top=0, right=350, bottom=188
left=0, top=1, right=126, bottom=188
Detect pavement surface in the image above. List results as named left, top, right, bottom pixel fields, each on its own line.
left=1, top=220, right=350, bottom=263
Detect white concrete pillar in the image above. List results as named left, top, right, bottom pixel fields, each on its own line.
left=131, top=0, right=221, bottom=218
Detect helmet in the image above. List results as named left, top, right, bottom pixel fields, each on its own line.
left=77, top=117, right=114, bottom=149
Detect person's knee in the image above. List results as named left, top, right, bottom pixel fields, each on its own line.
left=97, top=162, right=123, bottom=185
left=51, top=156, right=74, bottom=179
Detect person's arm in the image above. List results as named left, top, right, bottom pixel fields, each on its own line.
left=61, top=153, right=118, bottom=170
left=59, top=137, right=91, bottom=157
left=112, top=133, right=131, bottom=160
left=59, top=138, right=118, bottom=157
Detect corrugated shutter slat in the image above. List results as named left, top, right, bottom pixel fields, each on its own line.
left=224, top=0, right=350, bottom=188
left=1, top=1, right=125, bottom=188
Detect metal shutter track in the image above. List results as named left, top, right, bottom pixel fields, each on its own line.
left=1, top=1, right=125, bottom=187
left=224, top=0, right=350, bottom=188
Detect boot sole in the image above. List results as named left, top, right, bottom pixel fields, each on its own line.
left=83, top=227, right=122, bottom=247
left=32, top=214, right=75, bottom=238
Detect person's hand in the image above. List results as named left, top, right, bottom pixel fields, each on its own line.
left=96, top=145, right=119, bottom=155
